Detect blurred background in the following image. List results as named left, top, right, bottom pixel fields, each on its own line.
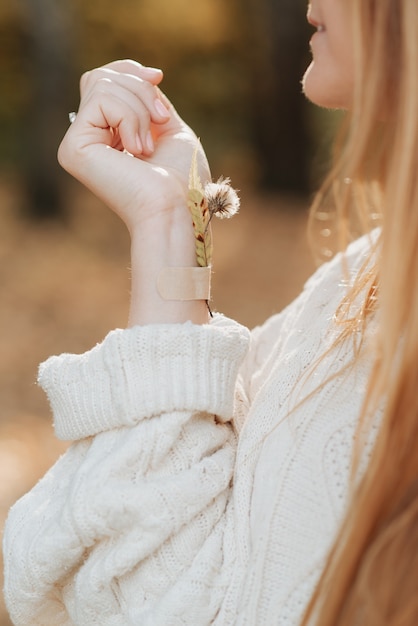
left=0, top=0, right=339, bottom=622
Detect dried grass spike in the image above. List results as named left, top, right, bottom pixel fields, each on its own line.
left=188, top=144, right=212, bottom=267
left=189, top=142, right=204, bottom=195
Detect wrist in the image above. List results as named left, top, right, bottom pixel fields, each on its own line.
left=128, top=219, right=210, bottom=327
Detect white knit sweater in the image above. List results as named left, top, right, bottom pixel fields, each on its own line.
left=3, top=232, right=380, bottom=626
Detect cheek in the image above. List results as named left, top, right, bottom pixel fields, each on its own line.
left=303, top=32, right=355, bottom=109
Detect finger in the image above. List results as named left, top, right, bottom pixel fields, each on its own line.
left=151, top=87, right=190, bottom=138
left=80, top=68, right=170, bottom=128
left=83, top=78, right=151, bottom=153
left=103, top=59, right=164, bottom=85
left=82, top=76, right=170, bottom=155
left=73, top=89, right=149, bottom=157
left=80, top=59, right=163, bottom=91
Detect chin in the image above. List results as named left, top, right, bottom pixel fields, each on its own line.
left=302, top=61, right=351, bottom=110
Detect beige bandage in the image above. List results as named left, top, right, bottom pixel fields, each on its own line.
left=157, top=266, right=211, bottom=301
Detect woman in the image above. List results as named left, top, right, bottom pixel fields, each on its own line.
left=3, top=0, right=418, bottom=624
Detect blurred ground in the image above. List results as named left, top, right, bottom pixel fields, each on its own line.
left=0, top=178, right=315, bottom=625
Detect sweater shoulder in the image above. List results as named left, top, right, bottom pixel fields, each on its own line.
left=240, top=230, right=379, bottom=399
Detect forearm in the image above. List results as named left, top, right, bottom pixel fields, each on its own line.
left=128, top=208, right=210, bottom=327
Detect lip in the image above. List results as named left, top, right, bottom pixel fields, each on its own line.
left=308, top=21, right=326, bottom=46
left=309, top=30, right=323, bottom=49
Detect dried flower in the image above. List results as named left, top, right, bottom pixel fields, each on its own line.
left=204, top=177, right=240, bottom=219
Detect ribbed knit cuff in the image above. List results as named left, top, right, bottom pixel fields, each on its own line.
left=38, top=316, right=250, bottom=441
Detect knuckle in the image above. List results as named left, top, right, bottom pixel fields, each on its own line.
left=122, top=59, right=139, bottom=68
left=96, top=77, right=113, bottom=89
left=80, top=68, right=111, bottom=93
left=79, top=70, right=92, bottom=92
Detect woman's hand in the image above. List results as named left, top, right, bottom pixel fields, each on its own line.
left=58, top=59, right=209, bottom=233
left=58, top=60, right=211, bottom=326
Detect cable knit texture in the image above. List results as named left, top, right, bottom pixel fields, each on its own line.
left=3, top=232, right=380, bottom=625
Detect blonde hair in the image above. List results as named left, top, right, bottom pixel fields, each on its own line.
left=302, top=0, right=418, bottom=624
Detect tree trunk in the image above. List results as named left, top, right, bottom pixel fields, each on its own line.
left=239, top=0, right=313, bottom=194
left=22, top=0, right=77, bottom=219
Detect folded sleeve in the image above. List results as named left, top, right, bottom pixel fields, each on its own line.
left=3, top=316, right=250, bottom=626
left=39, top=316, right=250, bottom=441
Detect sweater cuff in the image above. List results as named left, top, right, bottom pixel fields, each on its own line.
left=38, top=316, right=250, bottom=441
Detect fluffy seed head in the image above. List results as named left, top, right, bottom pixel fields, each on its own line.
left=204, top=177, right=240, bottom=219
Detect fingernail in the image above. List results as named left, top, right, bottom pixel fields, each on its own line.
left=146, top=131, right=154, bottom=152
left=136, top=134, right=143, bottom=153
left=154, top=98, right=170, bottom=118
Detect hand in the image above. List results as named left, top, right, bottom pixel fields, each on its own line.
left=58, top=59, right=210, bottom=234
left=58, top=60, right=211, bottom=326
